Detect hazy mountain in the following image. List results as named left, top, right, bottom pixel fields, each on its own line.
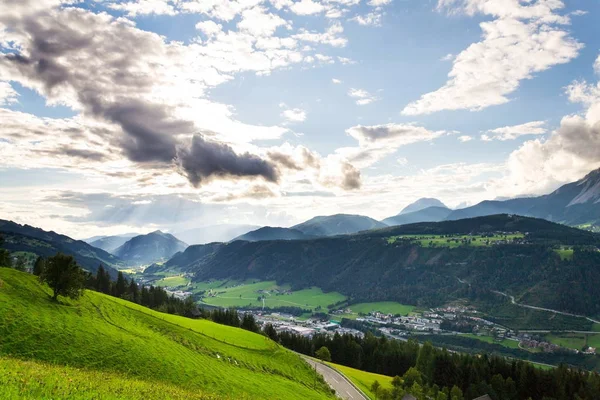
left=0, top=219, right=121, bottom=277
left=382, top=206, right=452, bottom=226
left=399, top=198, right=447, bottom=215
left=233, top=227, right=314, bottom=242
left=175, top=224, right=259, bottom=245
left=88, top=233, right=138, bottom=254
left=446, top=168, right=600, bottom=227
left=114, top=231, right=188, bottom=265
left=292, top=214, right=386, bottom=236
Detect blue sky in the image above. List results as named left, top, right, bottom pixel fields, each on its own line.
left=1, top=0, right=599, bottom=238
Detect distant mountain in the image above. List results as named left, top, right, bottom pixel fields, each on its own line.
left=114, top=231, right=187, bottom=265
left=446, top=168, right=600, bottom=227
left=0, top=219, right=121, bottom=277
left=145, top=242, right=223, bottom=275
left=382, top=206, right=452, bottom=226
left=399, top=198, right=447, bottom=215
left=292, top=214, right=386, bottom=236
left=175, top=224, right=259, bottom=245
left=88, top=233, right=138, bottom=254
left=233, top=227, right=314, bottom=242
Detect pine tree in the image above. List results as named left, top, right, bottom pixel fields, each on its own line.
left=128, top=278, right=139, bottom=303
left=115, top=271, right=127, bottom=298
left=33, top=256, right=46, bottom=276
left=96, top=265, right=111, bottom=294
left=40, top=253, right=85, bottom=301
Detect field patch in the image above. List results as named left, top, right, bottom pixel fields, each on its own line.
left=342, top=302, right=414, bottom=317
left=388, top=233, right=525, bottom=248
left=154, top=275, right=190, bottom=288
left=545, top=333, right=600, bottom=351
left=459, top=333, right=520, bottom=349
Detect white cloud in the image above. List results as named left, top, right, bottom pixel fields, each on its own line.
left=458, top=135, right=472, bottom=142
left=293, top=22, right=347, bottom=47
left=595, top=55, right=600, bottom=76
left=195, top=20, right=223, bottom=36
left=490, top=56, right=600, bottom=197
left=109, top=0, right=178, bottom=16
left=440, top=53, right=454, bottom=61
left=337, top=56, right=355, bottom=65
left=368, top=0, right=391, bottom=6
left=281, top=108, right=307, bottom=123
left=402, top=1, right=582, bottom=115
left=315, top=53, right=334, bottom=64
left=0, top=81, right=18, bottom=105
left=350, top=12, right=383, bottom=26
left=483, top=120, right=547, bottom=141
left=179, top=0, right=264, bottom=21
left=348, top=88, right=378, bottom=105
left=397, top=157, right=408, bottom=165
left=290, top=0, right=325, bottom=15
left=237, top=6, right=290, bottom=37
left=332, top=78, right=342, bottom=84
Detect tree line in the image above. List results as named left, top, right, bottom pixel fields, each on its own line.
left=263, top=328, right=600, bottom=400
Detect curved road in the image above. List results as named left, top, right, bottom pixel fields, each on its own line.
left=302, top=357, right=367, bottom=400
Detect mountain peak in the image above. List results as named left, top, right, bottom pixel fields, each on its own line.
left=400, top=198, right=447, bottom=215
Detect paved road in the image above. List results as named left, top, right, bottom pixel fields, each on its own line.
left=492, top=290, right=600, bottom=325
left=302, top=357, right=367, bottom=400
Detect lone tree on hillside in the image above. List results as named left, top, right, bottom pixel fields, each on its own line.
left=40, top=253, right=86, bottom=301
left=315, top=346, right=331, bottom=362
left=33, top=256, right=46, bottom=276
left=0, top=234, right=12, bottom=268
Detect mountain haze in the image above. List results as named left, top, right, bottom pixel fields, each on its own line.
left=233, top=227, right=314, bottom=242
left=292, top=214, right=386, bottom=236
left=114, top=231, right=187, bottom=265
left=399, top=198, right=447, bottom=215
left=89, top=233, right=138, bottom=254
left=382, top=206, right=452, bottom=226
left=175, top=224, right=259, bottom=245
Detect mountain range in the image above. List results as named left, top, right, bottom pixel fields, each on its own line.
left=88, top=233, right=138, bottom=253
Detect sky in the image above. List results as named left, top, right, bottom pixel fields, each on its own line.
left=1, top=0, right=600, bottom=239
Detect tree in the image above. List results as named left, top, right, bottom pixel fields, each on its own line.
left=370, top=380, right=381, bottom=399
left=33, top=256, right=46, bottom=276
left=96, top=265, right=111, bottom=294
left=315, top=346, right=332, bottom=362
left=115, top=271, right=127, bottom=297
left=403, top=367, right=423, bottom=388
left=40, top=253, right=86, bottom=301
left=416, top=341, right=435, bottom=382
left=14, top=255, right=27, bottom=272
left=241, top=313, right=259, bottom=332
left=0, top=234, right=11, bottom=268
left=128, top=278, right=139, bottom=303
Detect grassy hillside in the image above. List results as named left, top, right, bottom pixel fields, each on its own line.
left=326, top=362, right=393, bottom=400
left=0, top=268, right=333, bottom=399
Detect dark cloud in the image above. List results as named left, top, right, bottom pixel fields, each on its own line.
left=177, top=135, right=279, bottom=187
left=267, top=150, right=301, bottom=170
left=0, top=6, right=283, bottom=186
left=340, top=162, right=361, bottom=190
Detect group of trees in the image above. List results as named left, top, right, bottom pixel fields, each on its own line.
left=262, top=329, right=600, bottom=400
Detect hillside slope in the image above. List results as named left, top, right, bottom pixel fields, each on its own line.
left=0, top=219, right=122, bottom=276
left=115, top=231, right=188, bottom=265
left=0, top=268, right=332, bottom=400
left=89, top=233, right=137, bottom=254
left=382, top=206, right=452, bottom=226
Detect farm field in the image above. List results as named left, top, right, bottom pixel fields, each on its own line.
left=554, top=247, right=574, bottom=260
left=200, top=280, right=346, bottom=311
left=326, top=361, right=393, bottom=400
left=0, top=268, right=333, bottom=400
left=459, top=333, right=520, bottom=349
left=544, top=333, right=600, bottom=351
left=387, top=233, right=525, bottom=248
left=153, top=275, right=190, bottom=288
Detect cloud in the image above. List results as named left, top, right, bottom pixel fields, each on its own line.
left=440, top=53, right=454, bottom=61
left=490, top=56, right=600, bottom=197
left=0, top=81, right=18, bottom=105
left=348, top=88, right=378, bottom=105
left=338, top=123, right=446, bottom=167
left=109, top=0, right=178, bottom=17
left=350, top=12, right=383, bottom=26
left=175, top=135, right=280, bottom=187
left=482, top=120, right=547, bottom=141
left=281, top=108, right=307, bottom=123
left=195, top=20, right=223, bottom=37
left=237, top=6, right=290, bottom=37
left=293, top=22, right=347, bottom=47
left=397, top=157, right=408, bottom=165
left=595, top=55, right=600, bottom=76
left=332, top=78, right=342, bottom=84
left=290, top=0, right=325, bottom=15
left=402, top=0, right=582, bottom=115
left=458, top=135, right=472, bottom=142
left=368, top=0, right=391, bottom=5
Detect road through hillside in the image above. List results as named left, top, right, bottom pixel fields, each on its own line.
left=302, top=357, right=368, bottom=400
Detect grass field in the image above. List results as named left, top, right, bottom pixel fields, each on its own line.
left=154, top=275, right=190, bottom=288
left=0, top=268, right=333, bottom=399
left=554, top=247, right=574, bottom=261
left=342, top=302, right=414, bottom=317
left=200, top=280, right=346, bottom=312
left=326, top=362, right=393, bottom=400
left=388, top=233, right=524, bottom=248
left=459, top=333, right=520, bottom=349
left=545, top=333, right=600, bottom=351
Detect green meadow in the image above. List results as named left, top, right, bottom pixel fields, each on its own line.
left=459, top=333, right=520, bottom=349
left=554, top=247, right=574, bottom=261
left=153, top=275, right=190, bottom=287
left=0, top=268, right=333, bottom=399
left=337, top=302, right=414, bottom=319
left=200, top=280, right=346, bottom=311
left=544, top=333, right=600, bottom=351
